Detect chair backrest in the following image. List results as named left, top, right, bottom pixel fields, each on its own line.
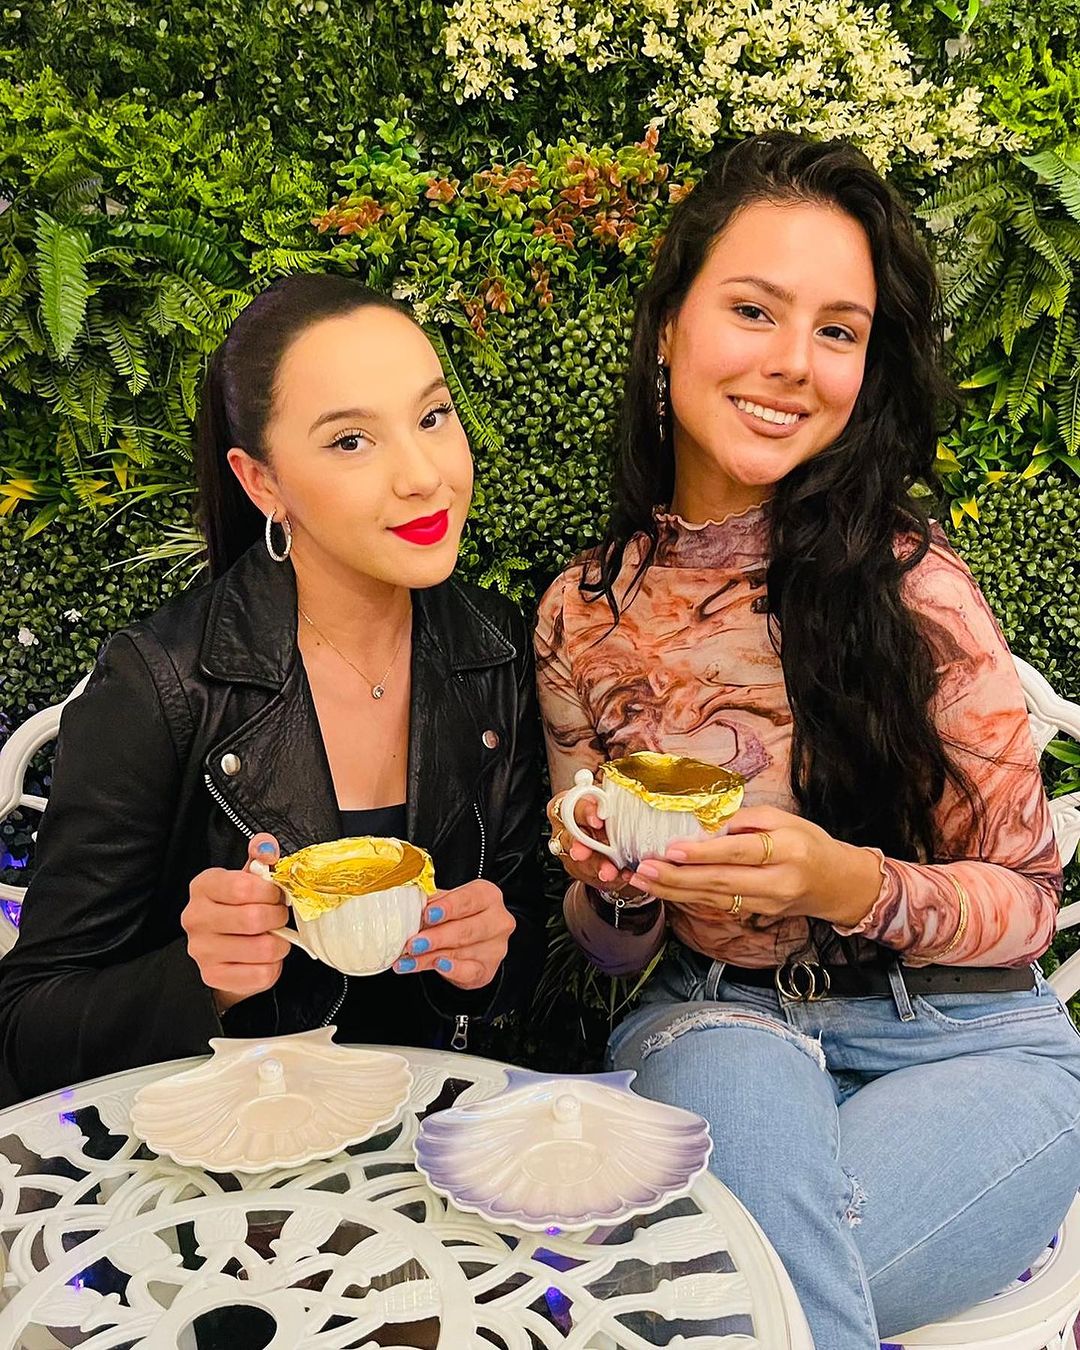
left=1012, top=656, right=1080, bottom=1001
left=0, top=676, right=89, bottom=955
left=0, top=658, right=1078, bottom=977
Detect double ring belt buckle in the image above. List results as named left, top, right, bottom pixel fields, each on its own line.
left=775, top=961, right=832, bottom=1002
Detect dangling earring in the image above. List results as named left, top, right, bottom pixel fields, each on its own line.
left=656, top=355, right=669, bottom=442
left=265, top=509, right=292, bottom=562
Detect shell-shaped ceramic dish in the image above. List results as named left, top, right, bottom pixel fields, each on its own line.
left=131, top=1028, right=412, bottom=1173
left=414, top=1068, right=712, bottom=1231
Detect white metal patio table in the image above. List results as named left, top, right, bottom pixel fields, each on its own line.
left=0, top=1046, right=812, bottom=1349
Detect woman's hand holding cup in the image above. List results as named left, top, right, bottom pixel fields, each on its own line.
left=181, top=833, right=292, bottom=1013
left=393, top=880, right=515, bottom=990
left=544, top=791, right=647, bottom=900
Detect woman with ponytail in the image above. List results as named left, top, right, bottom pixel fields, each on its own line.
left=0, top=273, right=545, bottom=1100
left=537, top=134, right=1080, bottom=1346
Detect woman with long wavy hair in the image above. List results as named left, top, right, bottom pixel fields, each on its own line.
left=537, top=134, right=1080, bottom=1348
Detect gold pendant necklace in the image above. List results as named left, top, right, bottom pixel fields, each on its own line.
left=298, top=606, right=409, bottom=700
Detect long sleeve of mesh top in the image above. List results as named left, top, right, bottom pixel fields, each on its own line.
left=831, top=540, right=1061, bottom=967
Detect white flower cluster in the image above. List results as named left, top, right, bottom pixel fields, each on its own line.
left=441, top=0, right=999, bottom=172
left=443, top=1, right=619, bottom=100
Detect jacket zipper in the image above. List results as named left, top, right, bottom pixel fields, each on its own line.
left=203, top=772, right=347, bottom=1028
left=320, top=975, right=348, bottom=1028
left=450, top=802, right=487, bottom=1053
left=473, top=801, right=486, bottom=880
left=203, top=772, right=256, bottom=841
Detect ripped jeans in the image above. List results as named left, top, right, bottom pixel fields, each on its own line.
left=607, top=942, right=1080, bottom=1350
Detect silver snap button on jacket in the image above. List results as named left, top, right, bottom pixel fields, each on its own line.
left=220, top=753, right=241, bottom=776
left=482, top=730, right=499, bottom=750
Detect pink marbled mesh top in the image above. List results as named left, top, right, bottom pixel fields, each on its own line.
left=535, top=505, right=1062, bottom=971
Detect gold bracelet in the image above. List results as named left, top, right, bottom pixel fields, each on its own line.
left=931, top=873, right=969, bottom=961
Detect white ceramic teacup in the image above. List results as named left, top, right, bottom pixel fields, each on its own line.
left=251, top=836, right=434, bottom=977
left=558, top=751, right=744, bottom=869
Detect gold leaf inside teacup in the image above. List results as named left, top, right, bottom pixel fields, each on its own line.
left=273, top=836, right=436, bottom=922
left=604, top=752, right=744, bottom=829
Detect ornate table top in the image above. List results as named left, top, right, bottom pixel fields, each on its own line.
left=0, top=1047, right=812, bottom=1348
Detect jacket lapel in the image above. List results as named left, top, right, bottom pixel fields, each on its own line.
left=406, top=581, right=517, bottom=855
left=200, top=546, right=340, bottom=855
left=205, top=661, right=342, bottom=857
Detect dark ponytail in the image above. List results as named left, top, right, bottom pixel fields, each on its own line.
left=195, top=273, right=412, bottom=578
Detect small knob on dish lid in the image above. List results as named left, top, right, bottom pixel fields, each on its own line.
left=257, top=1058, right=286, bottom=1096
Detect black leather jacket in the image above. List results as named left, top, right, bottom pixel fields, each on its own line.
left=0, top=544, right=546, bottom=1103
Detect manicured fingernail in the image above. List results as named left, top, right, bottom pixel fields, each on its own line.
left=664, top=848, right=688, bottom=861
left=436, top=957, right=453, bottom=973
left=410, top=936, right=430, bottom=955
left=257, top=842, right=276, bottom=855
left=635, top=861, right=660, bottom=879
left=427, top=905, right=444, bottom=924
left=396, top=957, right=416, bottom=973
left=598, top=864, right=616, bottom=882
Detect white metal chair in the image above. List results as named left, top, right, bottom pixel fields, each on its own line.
left=0, top=659, right=1079, bottom=1347
left=898, top=655, right=1080, bottom=1350
left=0, top=675, right=89, bottom=956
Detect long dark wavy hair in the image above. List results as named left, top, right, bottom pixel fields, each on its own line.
left=586, top=132, right=979, bottom=888
left=195, top=273, right=412, bottom=578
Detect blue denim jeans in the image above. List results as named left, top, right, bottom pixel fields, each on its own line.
left=607, top=943, right=1080, bottom=1350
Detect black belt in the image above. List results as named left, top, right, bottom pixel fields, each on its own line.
left=721, top=960, right=1036, bottom=1001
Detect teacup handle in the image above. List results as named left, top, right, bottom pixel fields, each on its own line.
left=559, top=768, right=620, bottom=863
left=248, top=860, right=317, bottom=961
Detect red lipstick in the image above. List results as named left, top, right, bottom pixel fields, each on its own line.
left=389, top=509, right=450, bottom=546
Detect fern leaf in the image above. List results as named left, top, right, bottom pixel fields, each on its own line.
left=1011, top=199, right=1070, bottom=282
left=0, top=246, right=30, bottom=298
left=941, top=250, right=1003, bottom=316
left=1000, top=256, right=1032, bottom=355
left=115, top=221, right=243, bottom=288
left=100, top=316, right=150, bottom=395
left=251, top=247, right=330, bottom=273
left=1049, top=309, right=1077, bottom=378
left=1022, top=150, right=1080, bottom=224
left=143, top=285, right=183, bottom=337
left=1006, top=322, right=1054, bottom=427
left=0, top=335, right=27, bottom=375
left=1055, top=373, right=1080, bottom=454
left=55, top=417, right=82, bottom=469
left=34, top=212, right=92, bottom=360
left=52, top=173, right=103, bottom=215
left=177, top=349, right=204, bottom=421
left=1046, top=220, right=1080, bottom=265
left=77, top=362, right=115, bottom=437
left=920, top=161, right=1011, bottom=230
left=425, top=326, right=504, bottom=455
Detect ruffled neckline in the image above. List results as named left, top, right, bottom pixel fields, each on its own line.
left=651, top=501, right=770, bottom=569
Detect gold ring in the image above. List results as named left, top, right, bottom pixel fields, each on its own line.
left=728, top=893, right=743, bottom=917
left=548, top=832, right=566, bottom=858
left=759, top=831, right=774, bottom=865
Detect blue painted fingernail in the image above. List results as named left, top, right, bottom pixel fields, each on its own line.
left=427, top=906, right=445, bottom=924
left=396, top=957, right=416, bottom=973
left=257, top=842, right=275, bottom=855
left=436, top=958, right=453, bottom=973
left=410, top=936, right=430, bottom=955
